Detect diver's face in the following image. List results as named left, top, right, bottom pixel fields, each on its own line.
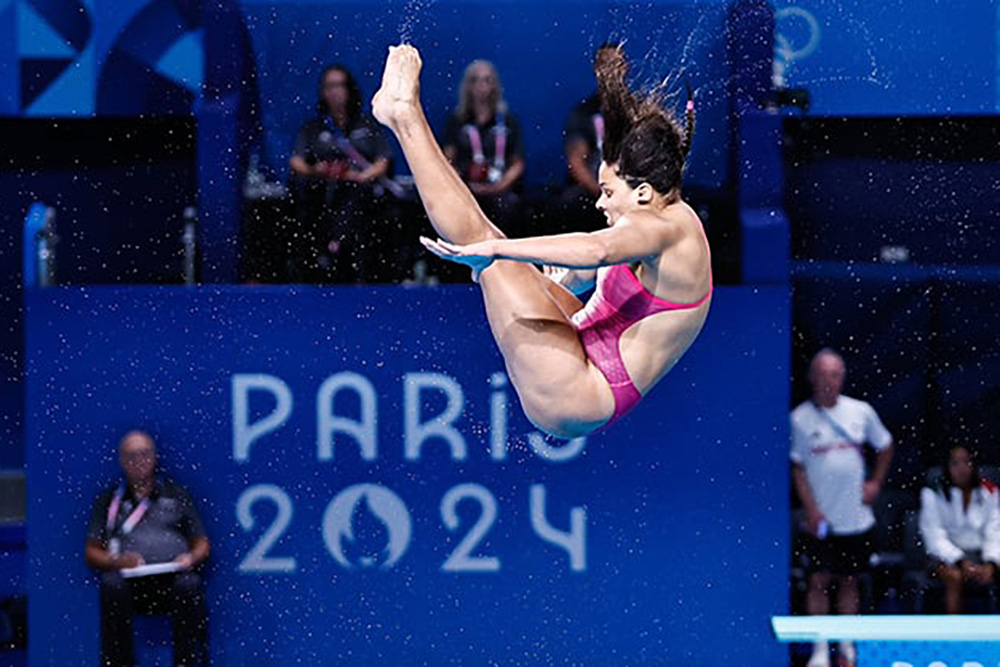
left=595, top=162, right=637, bottom=226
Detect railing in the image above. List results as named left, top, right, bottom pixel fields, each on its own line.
left=23, top=203, right=200, bottom=285
left=183, top=206, right=198, bottom=286
left=22, top=203, right=57, bottom=288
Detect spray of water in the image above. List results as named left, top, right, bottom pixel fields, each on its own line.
left=595, top=1, right=893, bottom=116
left=772, top=3, right=891, bottom=96
left=600, top=4, right=720, bottom=114
left=398, top=0, right=437, bottom=44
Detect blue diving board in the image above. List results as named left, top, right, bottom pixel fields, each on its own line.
left=772, top=615, right=1000, bottom=642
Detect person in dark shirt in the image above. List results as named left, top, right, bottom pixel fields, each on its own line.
left=550, top=44, right=621, bottom=235
left=85, top=431, right=210, bottom=667
left=289, top=64, right=394, bottom=283
left=442, top=60, right=525, bottom=236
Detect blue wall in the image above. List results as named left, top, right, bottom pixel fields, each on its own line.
left=242, top=0, right=733, bottom=188
left=26, top=285, right=789, bottom=666
left=773, top=0, right=998, bottom=115
left=3, top=0, right=996, bottom=201
left=6, top=0, right=204, bottom=116
left=793, top=263, right=1000, bottom=486
left=5, top=0, right=998, bottom=129
left=784, top=116, right=1000, bottom=481
left=2, top=0, right=739, bottom=187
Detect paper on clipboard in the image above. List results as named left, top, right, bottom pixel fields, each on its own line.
left=120, top=562, right=184, bottom=579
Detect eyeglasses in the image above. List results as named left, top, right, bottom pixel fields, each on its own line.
left=122, top=451, right=154, bottom=462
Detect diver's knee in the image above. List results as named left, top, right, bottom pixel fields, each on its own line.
left=521, top=398, right=596, bottom=439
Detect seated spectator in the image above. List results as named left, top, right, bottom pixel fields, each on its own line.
left=548, top=44, right=620, bottom=235
left=85, top=430, right=210, bottom=667
left=442, top=60, right=525, bottom=236
left=919, top=445, right=1000, bottom=613
left=289, top=64, right=394, bottom=283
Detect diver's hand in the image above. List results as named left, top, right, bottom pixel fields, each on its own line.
left=420, top=236, right=495, bottom=283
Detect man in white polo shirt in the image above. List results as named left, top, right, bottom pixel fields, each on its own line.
left=791, top=348, right=895, bottom=667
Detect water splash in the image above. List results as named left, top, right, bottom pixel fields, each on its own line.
left=650, top=11, right=712, bottom=108
left=595, top=2, right=894, bottom=116
left=603, top=4, right=721, bottom=112
left=774, top=3, right=892, bottom=95
left=398, top=0, right=437, bottom=44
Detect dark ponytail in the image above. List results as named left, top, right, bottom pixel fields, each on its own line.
left=595, top=46, right=694, bottom=196
left=593, top=44, right=637, bottom=166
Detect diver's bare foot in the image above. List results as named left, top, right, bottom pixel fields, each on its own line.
left=372, top=44, right=423, bottom=129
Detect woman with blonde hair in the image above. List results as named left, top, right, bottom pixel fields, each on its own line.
left=442, top=59, right=525, bottom=234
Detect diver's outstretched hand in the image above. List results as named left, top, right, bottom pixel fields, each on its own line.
left=372, top=44, right=423, bottom=129
left=420, top=236, right=495, bottom=283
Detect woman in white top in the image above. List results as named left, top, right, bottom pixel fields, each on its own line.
left=919, top=445, right=1000, bottom=613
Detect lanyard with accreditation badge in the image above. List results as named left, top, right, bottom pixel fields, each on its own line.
left=464, top=112, right=507, bottom=183
left=815, top=404, right=861, bottom=449
left=106, top=482, right=151, bottom=555
left=322, top=116, right=405, bottom=198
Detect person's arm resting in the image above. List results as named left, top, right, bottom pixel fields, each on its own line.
left=85, top=539, right=143, bottom=571
left=353, top=156, right=390, bottom=183
left=289, top=155, right=316, bottom=178
left=919, top=487, right=965, bottom=564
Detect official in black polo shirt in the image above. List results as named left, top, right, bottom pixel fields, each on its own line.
left=85, top=430, right=210, bottom=667
left=288, top=64, right=395, bottom=284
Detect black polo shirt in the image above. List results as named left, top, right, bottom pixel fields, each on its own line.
left=87, top=479, right=207, bottom=565
left=443, top=110, right=524, bottom=184
left=291, top=114, right=392, bottom=170
left=564, top=93, right=603, bottom=185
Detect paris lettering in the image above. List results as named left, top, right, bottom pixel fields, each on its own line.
left=230, top=371, right=588, bottom=574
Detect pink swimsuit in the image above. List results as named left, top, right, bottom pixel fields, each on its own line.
left=571, top=263, right=712, bottom=428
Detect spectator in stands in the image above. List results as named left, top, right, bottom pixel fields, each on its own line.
left=85, top=430, right=210, bottom=667
left=549, top=44, right=620, bottom=235
left=289, top=64, right=394, bottom=283
left=919, top=445, right=1000, bottom=613
left=443, top=60, right=525, bottom=236
left=791, top=348, right=894, bottom=667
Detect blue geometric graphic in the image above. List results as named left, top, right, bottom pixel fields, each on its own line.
left=18, top=0, right=92, bottom=111
left=19, top=58, right=72, bottom=108
left=25, top=46, right=93, bottom=114
left=96, top=0, right=202, bottom=114
left=156, top=30, right=205, bottom=93
left=0, top=2, right=15, bottom=113
left=18, top=2, right=75, bottom=58
left=27, top=0, right=91, bottom=51
left=156, top=28, right=203, bottom=92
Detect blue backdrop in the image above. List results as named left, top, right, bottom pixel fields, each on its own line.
left=26, top=284, right=788, bottom=665
left=5, top=0, right=998, bottom=126
left=242, top=0, right=733, bottom=189
left=772, top=0, right=998, bottom=115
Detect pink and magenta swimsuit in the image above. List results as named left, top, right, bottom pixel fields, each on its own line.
left=571, top=263, right=712, bottom=428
